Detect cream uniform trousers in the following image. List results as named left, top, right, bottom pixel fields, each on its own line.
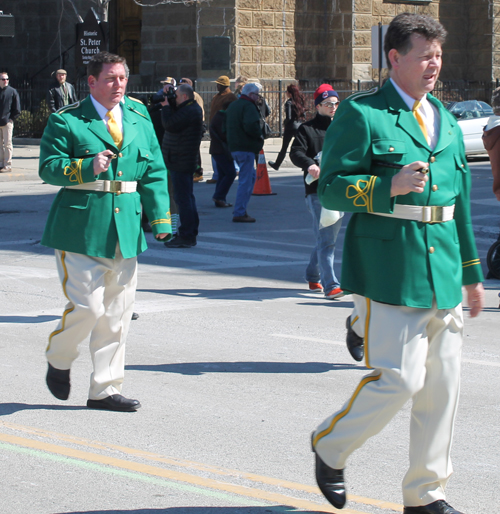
left=46, top=245, right=138, bottom=400
left=313, top=294, right=464, bottom=507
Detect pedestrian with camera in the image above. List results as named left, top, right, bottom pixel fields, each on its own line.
left=162, top=83, right=204, bottom=248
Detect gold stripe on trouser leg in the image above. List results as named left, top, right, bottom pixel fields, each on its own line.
left=88, top=243, right=137, bottom=400
left=313, top=297, right=434, bottom=471
left=402, top=303, right=463, bottom=507
left=47, top=251, right=74, bottom=352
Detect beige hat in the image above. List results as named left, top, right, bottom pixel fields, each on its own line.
left=56, top=69, right=67, bottom=75
left=215, top=75, right=230, bottom=87
left=160, top=77, right=177, bottom=86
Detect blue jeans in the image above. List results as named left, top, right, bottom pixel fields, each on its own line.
left=231, top=151, right=256, bottom=217
left=212, top=154, right=236, bottom=202
left=305, top=194, right=343, bottom=294
left=170, top=169, right=199, bottom=239
left=211, top=156, right=219, bottom=181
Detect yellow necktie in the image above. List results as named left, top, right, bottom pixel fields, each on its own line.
left=412, top=100, right=429, bottom=144
left=106, top=110, right=123, bottom=149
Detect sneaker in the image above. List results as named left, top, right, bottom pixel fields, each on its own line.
left=0, top=166, right=12, bottom=173
left=268, top=161, right=279, bottom=171
left=164, top=235, right=197, bottom=248
left=233, top=213, right=256, bottom=223
left=325, top=287, right=344, bottom=299
left=308, top=282, right=323, bottom=292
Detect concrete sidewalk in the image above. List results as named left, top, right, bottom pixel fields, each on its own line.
left=0, top=137, right=292, bottom=183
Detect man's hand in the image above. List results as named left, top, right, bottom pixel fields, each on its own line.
left=93, top=150, right=115, bottom=176
left=465, top=282, right=484, bottom=317
left=155, top=233, right=169, bottom=240
left=390, top=161, right=429, bottom=197
left=307, top=164, right=321, bottom=179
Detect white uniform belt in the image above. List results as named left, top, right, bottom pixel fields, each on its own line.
left=371, top=204, right=455, bottom=223
left=65, top=180, right=137, bottom=193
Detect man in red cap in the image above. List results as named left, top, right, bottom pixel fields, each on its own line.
left=290, top=84, right=344, bottom=300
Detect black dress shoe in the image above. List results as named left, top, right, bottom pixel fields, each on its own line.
left=268, top=161, right=279, bottom=170
left=131, top=312, right=139, bottom=320
left=46, top=363, right=70, bottom=400
left=213, top=199, right=233, bottom=208
left=314, top=453, right=346, bottom=509
left=404, top=500, right=464, bottom=514
left=345, top=316, right=364, bottom=362
left=87, top=394, right=141, bottom=412
left=164, top=235, right=197, bottom=248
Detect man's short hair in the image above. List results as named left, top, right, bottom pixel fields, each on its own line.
left=384, top=13, right=447, bottom=70
left=177, top=83, right=194, bottom=99
left=241, top=83, right=262, bottom=96
left=491, top=87, right=500, bottom=114
left=87, top=52, right=129, bottom=80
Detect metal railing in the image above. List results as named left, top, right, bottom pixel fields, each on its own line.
left=12, top=78, right=500, bottom=139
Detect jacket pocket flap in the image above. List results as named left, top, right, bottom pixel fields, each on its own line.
left=60, top=191, right=90, bottom=210
left=138, top=147, right=153, bottom=160
left=74, top=143, right=102, bottom=158
left=372, top=139, right=407, bottom=156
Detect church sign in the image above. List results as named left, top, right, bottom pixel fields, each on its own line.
left=76, top=10, right=108, bottom=68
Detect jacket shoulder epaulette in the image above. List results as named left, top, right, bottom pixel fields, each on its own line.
left=128, top=96, right=144, bottom=105
left=346, top=87, right=380, bottom=102
left=56, top=101, right=80, bottom=115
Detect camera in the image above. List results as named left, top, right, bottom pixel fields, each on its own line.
left=165, top=87, right=177, bottom=100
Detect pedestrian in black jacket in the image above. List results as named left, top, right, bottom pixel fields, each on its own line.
left=209, top=98, right=237, bottom=207
left=0, top=71, right=21, bottom=172
left=269, top=84, right=305, bottom=170
left=290, top=84, right=344, bottom=300
left=162, top=83, right=204, bottom=248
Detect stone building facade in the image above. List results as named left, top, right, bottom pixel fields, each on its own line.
left=0, top=0, right=499, bottom=91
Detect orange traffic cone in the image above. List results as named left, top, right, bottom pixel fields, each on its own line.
left=252, top=149, right=277, bottom=196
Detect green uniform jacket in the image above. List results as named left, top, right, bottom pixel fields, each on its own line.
left=318, top=81, right=483, bottom=309
left=39, top=95, right=171, bottom=259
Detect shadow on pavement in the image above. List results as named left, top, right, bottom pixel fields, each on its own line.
left=0, top=403, right=88, bottom=416
left=0, top=315, right=59, bottom=323
left=126, top=361, right=364, bottom=376
left=62, top=507, right=322, bottom=513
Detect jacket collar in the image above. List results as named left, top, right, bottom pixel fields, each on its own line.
left=81, top=96, right=138, bottom=152
left=382, top=80, right=454, bottom=153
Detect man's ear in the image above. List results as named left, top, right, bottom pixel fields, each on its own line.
left=88, top=75, right=96, bottom=90
left=388, top=48, right=399, bottom=69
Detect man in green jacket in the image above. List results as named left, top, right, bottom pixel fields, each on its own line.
left=312, top=14, right=484, bottom=514
left=225, top=82, right=264, bottom=222
left=40, top=52, right=171, bottom=412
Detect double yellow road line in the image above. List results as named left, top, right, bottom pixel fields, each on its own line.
left=0, top=420, right=402, bottom=513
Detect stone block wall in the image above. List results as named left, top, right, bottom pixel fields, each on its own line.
left=235, top=0, right=295, bottom=80
left=294, top=0, right=353, bottom=81
left=141, top=3, right=198, bottom=83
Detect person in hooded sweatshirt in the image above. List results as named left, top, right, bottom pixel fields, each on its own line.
left=482, top=87, right=500, bottom=200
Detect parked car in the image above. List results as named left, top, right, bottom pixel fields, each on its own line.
left=446, top=100, right=493, bottom=156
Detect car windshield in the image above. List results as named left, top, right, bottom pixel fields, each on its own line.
left=445, top=100, right=494, bottom=120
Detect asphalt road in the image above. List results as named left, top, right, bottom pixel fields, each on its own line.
left=0, top=142, right=498, bottom=514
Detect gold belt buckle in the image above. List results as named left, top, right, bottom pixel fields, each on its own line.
left=423, top=206, right=443, bottom=223
left=106, top=180, right=122, bottom=193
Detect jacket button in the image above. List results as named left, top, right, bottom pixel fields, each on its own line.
left=115, top=208, right=120, bottom=213
left=461, top=164, right=465, bottom=168
left=389, top=147, right=395, bottom=152
left=116, top=191, right=121, bottom=196
left=429, top=246, right=435, bottom=254
left=118, top=153, right=123, bottom=157
left=85, top=150, right=89, bottom=153
left=432, top=185, right=438, bottom=191
left=117, top=171, right=123, bottom=176
left=430, top=156, right=436, bottom=163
